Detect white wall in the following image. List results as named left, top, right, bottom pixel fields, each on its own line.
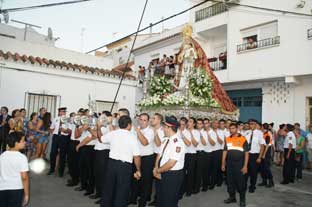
left=0, top=61, right=140, bottom=117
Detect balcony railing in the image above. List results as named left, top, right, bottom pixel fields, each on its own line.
left=237, top=36, right=280, bottom=53
left=195, top=3, right=227, bottom=22
left=208, top=55, right=227, bottom=71
left=308, top=28, right=312, bottom=39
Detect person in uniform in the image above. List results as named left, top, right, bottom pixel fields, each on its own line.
left=149, top=113, right=165, bottom=206
left=75, top=118, right=97, bottom=196
left=194, top=118, right=205, bottom=194
left=244, top=119, right=265, bottom=193
left=129, top=113, right=155, bottom=207
left=153, top=116, right=185, bottom=207
left=259, top=123, right=274, bottom=188
left=48, top=107, right=70, bottom=177
left=281, top=124, right=296, bottom=184
left=100, top=115, right=141, bottom=207
left=222, top=123, right=249, bottom=207
left=209, top=120, right=224, bottom=189
left=202, top=118, right=214, bottom=191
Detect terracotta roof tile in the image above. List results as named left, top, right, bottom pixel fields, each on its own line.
left=0, top=50, right=136, bottom=80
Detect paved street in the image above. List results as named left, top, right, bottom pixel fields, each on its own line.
left=28, top=166, right=312, bottom=207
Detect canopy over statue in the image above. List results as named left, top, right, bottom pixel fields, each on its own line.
left=138, top=25, right=239, bottom=120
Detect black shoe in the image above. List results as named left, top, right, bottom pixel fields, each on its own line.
left=216, top=183, right=222, bottom=187
left=289, top=179, right=294, bottom=183
left=84, top=191, right=93, bottom=196
left=280, top=181, right=289, bottom=185
left=47, top=171, right=54, bottom=175
left=201, top=187, right=208, bottom=192
left=192, top=190, right=199, bottom=194
left=66, top=182, right=78, bottom=187
left=208, top=185, right=215, bottom=190
left=185, top=192, right=192, bottom=197
left=224, top=197, right=237, bottom=204
left=258, top=180, right=267, bottom=186
left=58, top=173, right=64, bottom=178
left=89, top=194, right=100, bottom=199
left=95, top=199, right=101, bottom=204
left=127, top=200, right=137, bottom=205
left=248, top=188, right=255, bottom=193
left=266, top=180, right=274, bottom=188
left=67, top=179, right=73, bottom=184
left=74, top=187, right=85, bottom=191
left=240, top=200, right=246, bottom=207
left=148, top=200, right=157, bottom=206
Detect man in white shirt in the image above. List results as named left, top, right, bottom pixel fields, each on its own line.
left=202, top=118, right=214, bottom=191
left=244, top=119, right=264, bottom=193
left=149, top=113, right=165, bottom=206
left=209, top=120, right=225, bottom=189
left=153, top=116, right=185, bottom=207
left=281, top=124, right=297, bottom=185
left=129, top=113, right=155, bottom=207
left=194, top=118, right=205, bottom=194
left=92, top=111, right=115, bottom=204
left=100, top=115, right=141, bottom=207
left=48, top=107, right=71, bottom=177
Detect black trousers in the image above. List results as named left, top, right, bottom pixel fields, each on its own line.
left=49, top=134, right=69, bottom=175
left=158, top=170, right=184, bottom=207
left=0, top=127, right=9, bottom=153
left=295, top=153, right=303, bottom=179
left=246, top=153, right=260, bottom=190
left=260, top=149, right=273, bottom=181
left=194, top=151, right=205, bottom=192
left=212, top=150, right=223, bottom=186
left=227, top=160, right=246, bottom=199
left=68, top=140, right=80, bottom=184
left=130, top=154, right=155, bottom=206
left=283, top=149, right=295, bottom=183
left=101, top=159, right=133, bottom=207
left=94, top=149, right=110, bottom=196
left=182, top=153, right=196, bottom=194
left=0, top=189, right=24, bottom=207
left=79, top=145, right=95, bottom=193
left=202, top=152, right=213, bottom=189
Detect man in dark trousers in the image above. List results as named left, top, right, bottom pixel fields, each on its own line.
left=47, top=107, right=70, bottom=177
left=0, top=106, right=11, bottom=153
left=100, top=115, right=141, bottom=207
left=222, top=123, right=249, bottom=207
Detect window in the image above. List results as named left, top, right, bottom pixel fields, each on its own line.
left=25, top=93, right=59, bottom=118
left=243, top=96, right=262, bottom=107
left=231, top=97, right=242, bottom=107
left=241, top=21, right=278, bottom=41
left=96, top=101, right=118, bottom=113
left=307, top=97, right=312, bottom=127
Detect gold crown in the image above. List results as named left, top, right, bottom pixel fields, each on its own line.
left=182, top=24, right=193, bottom=38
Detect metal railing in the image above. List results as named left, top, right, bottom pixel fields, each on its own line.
left=195, top=3, right=227, bottom=22
left=237, top=36, right=280, bottom=53
left=208, top=57, right=227, bottom=71
left=308, top=28, right=312, bottom=39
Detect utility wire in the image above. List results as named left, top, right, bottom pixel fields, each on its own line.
left=0, top=0, right=93, bottom=13
left=86, top=0, right=312, bottom=54
left=110, top=0, right=149, bottom=112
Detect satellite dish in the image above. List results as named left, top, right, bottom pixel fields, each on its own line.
left=47, top=27, right=53, bottom=40
left=3, top=10, right=9, bottom=24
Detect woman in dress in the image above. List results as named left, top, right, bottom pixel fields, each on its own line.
left=8, top=109, right=24, bottom=134
left=275, top=124, right=287, bottom=166
left=26, top=112, right=39, bottom=160
left=35, top=112, right=51, bottom=159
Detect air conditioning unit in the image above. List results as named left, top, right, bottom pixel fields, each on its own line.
left=224, top=0, right=240, bottom=3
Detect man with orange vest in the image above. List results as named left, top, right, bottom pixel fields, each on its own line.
left=259, top=123, right=274, bottom=187
left=222, top=123, right=249, bottom=207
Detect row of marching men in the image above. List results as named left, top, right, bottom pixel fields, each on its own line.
left=47, top=107, right=280, bottom=207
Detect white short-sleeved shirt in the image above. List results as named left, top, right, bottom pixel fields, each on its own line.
left=101, top=129, right=140, bottom=163
left=196, top=129, right=205, bottom=151
left=188, top=129, right=200, bottom=153
left=179, top=129, right=198, bottom=154
left=307, top=133, right=312, bottom=149
left=159, top=134, right=185, bottom=170
left=153, top=127, right=165, bottom=154
left=50, top=117, right=69, bottom=136
left=284, top=131, right=297, bottom=149
left=138, top=126, right=154, bottom=156
left=94, top=126, right=111, bottom=150
left=0, top=151, right=29, bottom=190
left=69, top=123, right=78, bottom=141
left=208, top=130, right=223, bottom=152
left=201, top=129, right=213, bottom=153
left=219, top=128, right=229, bottom=149
left=245, top=129, right=265, bottom=154
left=79, top=130, right=96, bottom=145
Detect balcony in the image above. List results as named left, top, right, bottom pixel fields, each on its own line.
left=195, top=3, right=227, bottom=22
left=308, top=28, right=312, bottom=39
left=237, top=36, right=280, bottom=53
left=208, top=53, right=227, bottom=71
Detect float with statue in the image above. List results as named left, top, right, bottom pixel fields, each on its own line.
left=137, top=25, right=239, bottom=120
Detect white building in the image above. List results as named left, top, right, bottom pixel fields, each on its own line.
left=133, top=0, right=312, bottom=128
left=0, top=23, right=140, bottom=117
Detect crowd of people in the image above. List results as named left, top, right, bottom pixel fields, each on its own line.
left=1, top=105, right=312, bottom=207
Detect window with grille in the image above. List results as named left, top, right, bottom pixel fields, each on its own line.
left=25, top=93, right=59, bottom=118
left=307, top=97, right=312, bottom=127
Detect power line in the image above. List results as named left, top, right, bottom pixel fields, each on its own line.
left=0, top=0, right=93, bottom=13
left=110, top=0, right=149, bottom=112
left=86, top=0, right=312, bottom=54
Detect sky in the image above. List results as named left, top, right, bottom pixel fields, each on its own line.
left=2, top=0, right=190, bottom=53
